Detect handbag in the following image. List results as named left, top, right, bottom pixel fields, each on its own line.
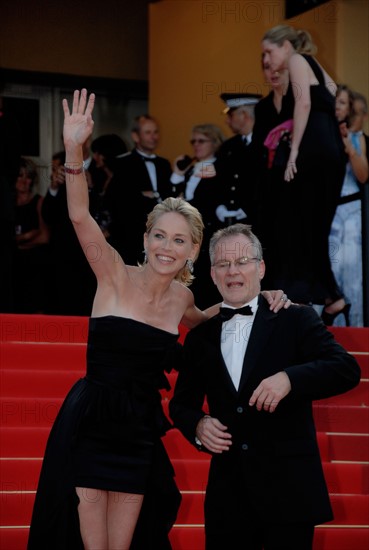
left=264, top=119, right=293, bottom=169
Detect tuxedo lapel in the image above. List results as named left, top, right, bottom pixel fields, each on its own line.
left=238, top=296, right=277, bottom=391
left=132, top=149, right=155, bottom=191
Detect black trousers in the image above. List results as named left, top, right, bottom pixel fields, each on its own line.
left=205, top=522, right=315, bottom=550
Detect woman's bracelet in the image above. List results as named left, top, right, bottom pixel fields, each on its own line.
left=64, top=163, right=84, bottom=175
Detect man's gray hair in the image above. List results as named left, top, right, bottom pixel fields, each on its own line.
left=209, top=223, right=263, bottom=265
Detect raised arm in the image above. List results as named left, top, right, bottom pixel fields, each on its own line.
left=62, top=89, right=120, bottom=281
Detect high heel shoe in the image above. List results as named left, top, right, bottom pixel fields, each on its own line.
left=321, top=303, right=351, bottom=326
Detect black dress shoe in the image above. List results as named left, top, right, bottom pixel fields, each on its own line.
left=321, top=303, right=351, bottom=326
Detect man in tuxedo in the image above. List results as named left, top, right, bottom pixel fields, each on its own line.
left=169, top=223, right=361, bottom=550
left=104, top=115, right=173, bottom=264
left=216, top=93, right=261, bottom=228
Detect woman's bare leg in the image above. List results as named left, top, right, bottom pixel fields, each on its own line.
left=107, top=491, right=144, bottom=549
left=76, top=487, right=108, bottom=549
left=76, top=487, right=144, bottom=550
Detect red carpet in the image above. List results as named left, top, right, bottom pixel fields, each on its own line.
left=0, top=315, right=368, bottom=550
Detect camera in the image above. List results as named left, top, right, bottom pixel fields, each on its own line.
left=176, top=155, right=194, bottom=171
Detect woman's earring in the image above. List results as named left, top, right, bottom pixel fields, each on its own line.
left=186, top=258, right=194, bottom=274
left=143, top=249, right=148, bottom=264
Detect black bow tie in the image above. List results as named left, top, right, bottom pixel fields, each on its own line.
left=219, top=305, right=253, bottom=321
left=143, top=156, right=157, bottom=163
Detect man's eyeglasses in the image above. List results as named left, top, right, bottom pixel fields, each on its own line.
left=190, top=138, right=212, bottom=145
left=212, top=256, right=261, bottom=269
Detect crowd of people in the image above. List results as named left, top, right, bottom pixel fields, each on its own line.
left=2, top=28, right=368, bottom=326
left=2, top=25, right=368, bottom=325
left=1, top=22, right=362, bottom=550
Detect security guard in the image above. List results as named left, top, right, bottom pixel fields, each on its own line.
left=216, top=93, right=261, bottom=227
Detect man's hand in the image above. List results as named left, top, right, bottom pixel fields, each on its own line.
left=249, top=371, right=291, bottom=412
left=196, top=416, right=232, bottom=454
left=261, top=289, right=291, bottom=312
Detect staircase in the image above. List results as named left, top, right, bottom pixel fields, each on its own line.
left=1, top=314, right=368, bottom=550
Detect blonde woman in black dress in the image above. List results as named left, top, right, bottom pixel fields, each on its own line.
left=261, top=25, right=346, bottom=313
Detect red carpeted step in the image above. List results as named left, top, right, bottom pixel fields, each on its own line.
left=169, top=526, right=204, bottom=550
left=328, top=327, right=369, bottom=352
left=0, top=427, right=51, bottom=457
left=0, top=341, right=87, bottom=370
left=171, top=458, right=210, bottom=491
left=0, top=528, right=29, bottom=550
left=328, top=433, right=369, bottom=462
left=313, top=403, right=369, bottom=433
left=354, top=353, right=369, bottom=378
left=1, top=368, right=83, bottom=398
left=0, top=458, right=42, bottom=491
left=323, top=462, right=369, bottom=495
left=1, top=397, right=63, bottom=428
left=1, top=491, right=35, bottom=525
left=0, top=314, right=89, bottom=343
left=176, top=492, right=205, bottom=524
left=314, top=526, right=369, bottom=550
left=328, top=494, right=369, bottom=525
left=319, top=381, right=368, bottom=406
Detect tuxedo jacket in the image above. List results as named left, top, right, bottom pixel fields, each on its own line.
left=103, top=149, right=173, bottom=264
left=170, top=296, right=360, bottom=526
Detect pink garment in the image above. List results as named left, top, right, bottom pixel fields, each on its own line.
left=264, top=119, right=293, bottom=169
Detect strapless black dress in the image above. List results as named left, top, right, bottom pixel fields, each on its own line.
left=28, top=316, right=182, bottom=549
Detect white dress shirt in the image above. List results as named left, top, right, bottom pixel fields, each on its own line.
left=220, top=295, right=259, bottom=390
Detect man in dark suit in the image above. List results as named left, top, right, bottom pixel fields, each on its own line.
left=169, top=223, right=361, bottom=550
left=216, top=93, right=261, bottom=228
left=104, top=115, right=173, bottom=264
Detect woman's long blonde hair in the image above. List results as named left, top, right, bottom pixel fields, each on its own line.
left=263, top=24, right=317, bottom=56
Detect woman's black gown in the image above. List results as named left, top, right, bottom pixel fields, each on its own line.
left=27, top=316, right=182, bottom=549
left=253, top=56, right=345, bottom=304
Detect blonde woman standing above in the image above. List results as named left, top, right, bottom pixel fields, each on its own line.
left=261, top=25, right=346, bottom=316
